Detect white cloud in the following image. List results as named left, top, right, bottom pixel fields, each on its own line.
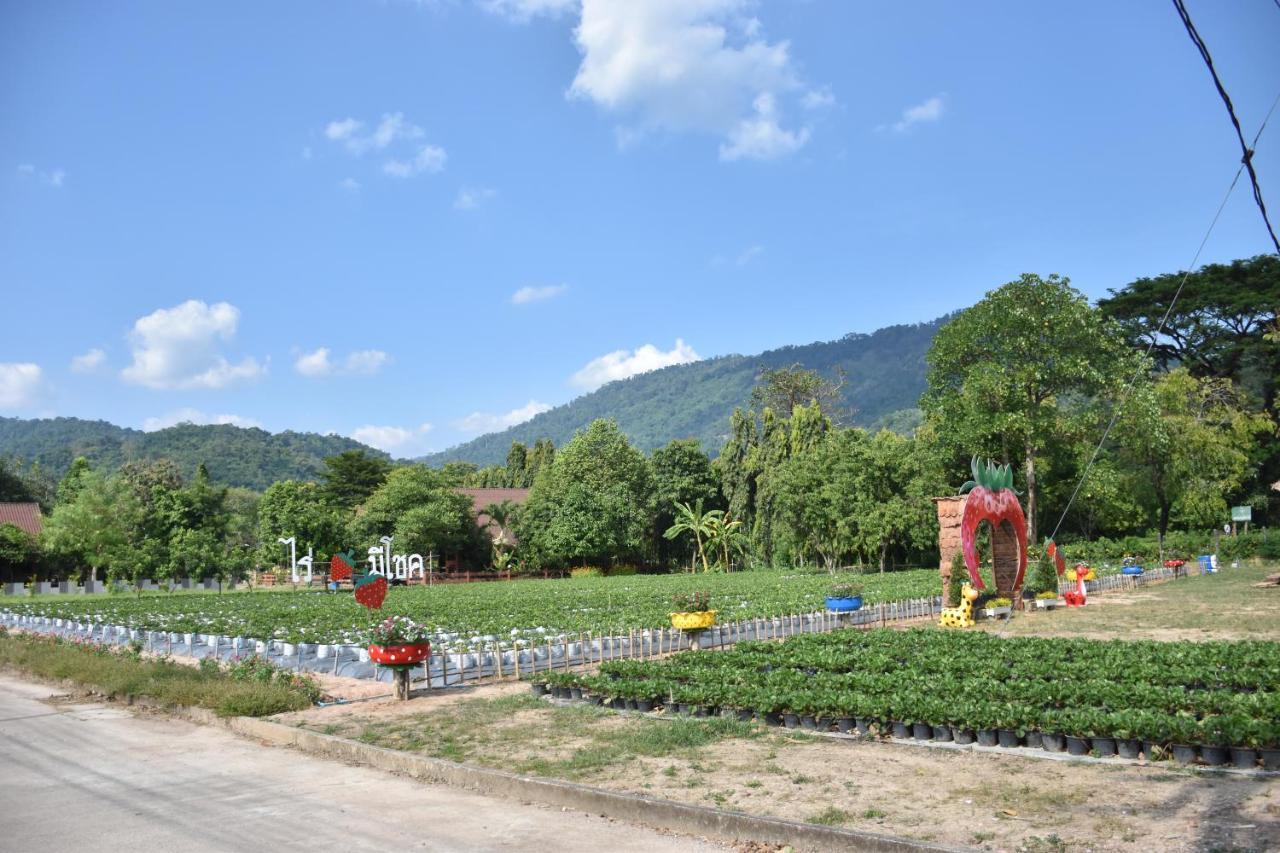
left=454, top=400, right=553, bottom=434
left=339, top=177, right=361, bottom=192
left=720, top=92, right=810, bottom=161
left=570, top=339, right=700, bottom=390
left=121, top=300, right=265, bottom=390
left=142, top=408, right=263, bottom=432
left=70, top=348, right=106, bottom=373
left=801, top=87, right=836, bottom=110
left=17, top=164, right=66, bottom=188
left=454, top=187, right=498, bottom=210
left=480, top=0, right=578, bottom=22
left=295, top=348, right=334, bottom=377
left=883, top=94, right=945, bottom=133
left=325, top=118, right=363, bottom=143
left=295, top=348, right=389, bottom=378
left=736, top=244, right=763, bottom=266
left=0, top=363, right=46, bottom=410
left=511, top=284, right=569, bottom=305
left=343, top=350, right=390, bottom=374
left=351, top=423, right=434, bottom=454
left=383, top=144, right=447, bottom=178
left=566, top=0, right=815, bottom=160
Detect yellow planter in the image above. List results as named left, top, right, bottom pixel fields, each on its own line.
left=670, top=610, right=717, bottom=631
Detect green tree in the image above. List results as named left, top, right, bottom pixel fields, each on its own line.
left=41, top=470, right=136, bottom=582
left=256, top=481, right=345, bottom=566
left=717, top=408, right=759, bottom=534
left=1116, top=369, right=1273, bottom=535
left=320, top=450, right=392, bottom=509
left=55, top=456, right=92, bottom=505
left=751, top=363, right=847, bottom=424
left=505, top=442, right=530, bottom=487
left=1098, top=255, right=1280, bottom=408
left=0, top=523, right=37, bottom=579
left=922, top=273, right=1138, bottom=542
left=351, top=466, right=478, bottom=559
left=651, top=439, right=722, bottom=567
left=519, top=420, right=655, bottom=567
left=851, top=430, right=940, bottom=571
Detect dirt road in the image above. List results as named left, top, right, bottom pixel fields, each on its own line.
left=0, top=675, right=725, bottom=852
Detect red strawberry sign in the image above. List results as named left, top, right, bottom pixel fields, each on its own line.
left=330, top=551, right=355, bottom=581
left=354, top=573, right=387, bottom=610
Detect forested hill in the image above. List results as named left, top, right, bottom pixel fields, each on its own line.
left=0, top=417, right=384, bottom=490
left=423, top=317, right=947, bottom=467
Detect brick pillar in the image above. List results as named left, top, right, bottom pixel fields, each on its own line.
left=992, top=520, right=1020, bottom=602
left=932, top=495, right=967, bottom=594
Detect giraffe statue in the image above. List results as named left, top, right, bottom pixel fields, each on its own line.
left=938, top=582, right=979, bottom=628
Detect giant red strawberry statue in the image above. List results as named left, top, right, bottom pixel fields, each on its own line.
left=959, top=456, right=1028, bottom=599
left=354, top=572, right=387, bottom=610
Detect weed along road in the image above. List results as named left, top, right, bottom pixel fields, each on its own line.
left=0, top=676, right=723, bottom=853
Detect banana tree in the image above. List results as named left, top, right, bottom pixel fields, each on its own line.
left=663, top=501, right=715, bottom=573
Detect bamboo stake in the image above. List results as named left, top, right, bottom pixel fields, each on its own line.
left=514, top=646, right=521, bottom=680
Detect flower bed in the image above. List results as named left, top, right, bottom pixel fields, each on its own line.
left=541, top=629, right=1280, bottom=766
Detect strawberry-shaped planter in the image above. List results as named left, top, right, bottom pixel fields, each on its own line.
left=368, top=642, right=430, bottom=666
left=354, top=573, right=387, bottom=610
left=959, top=456, right=1028, bottom=600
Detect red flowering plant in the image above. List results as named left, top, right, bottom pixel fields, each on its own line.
left=367, top=615, right=430, bottom=647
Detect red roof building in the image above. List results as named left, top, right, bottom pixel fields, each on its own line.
left=0, top=502, right=42, bottom=538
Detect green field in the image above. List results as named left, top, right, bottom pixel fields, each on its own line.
left=1, top=568, right=940, bottom=646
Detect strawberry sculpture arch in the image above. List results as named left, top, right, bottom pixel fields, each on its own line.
left=959, top=456, right=1029, bottom=599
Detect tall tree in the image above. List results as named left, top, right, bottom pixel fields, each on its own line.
left=350, top=465, right=478, bottom=559
left=751, top=364, right=848, bottom=424
left=41, top=470, right=137, bottom=582
left=1098, top=255, right=1280, bottom=408
left=505, top=442, right=529, bottom=488
left=922, top=273, right=1138, bottom=542
left=518, top=420, right=655, bottom=567
left=321, top=449, right=392, bottom=509
left=256, top=480, right=345, bottom=565
left=651, top=439, right=722, bottom=568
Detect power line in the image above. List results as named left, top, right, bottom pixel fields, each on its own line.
left=1172, top=0, right=1280, bottom=252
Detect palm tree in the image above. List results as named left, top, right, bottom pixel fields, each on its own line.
left=480, top=500, right=518, bottom=540
left=705, top=511, right=748, bottom=572
left=663, top=501, right=715, bottom=573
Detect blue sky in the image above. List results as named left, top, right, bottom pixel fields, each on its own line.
left=2, top=0, right=1278, bottom=458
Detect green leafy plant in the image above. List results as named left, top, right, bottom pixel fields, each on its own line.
left=671, top=591, right=712, bottom=613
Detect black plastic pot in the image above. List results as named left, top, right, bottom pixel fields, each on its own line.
left=855, top=718, right=873, bottom=736
left=1261, top=748, right=1280, bottom=770
left=1065, top=735, right=1090, bottom=756
left=736, top=708, right=754, bottom=722
left=624, top=698, right=638, bottom=710
left=1171, top=744, right=1198, bottom=765
left=783, top=713, right=800, bottom=729
left=913, top=723, right=933, bottom=741
left=997, top=729, right=1020, bottom=749
left=1092, top=737, right=1117, bottom=758
left=1023, top=731, right=1041, bottom=750
left=761, top=711, right=782, bottom=727
left=569, top=687, right=582, bottom=700
left=933, top=725, right=953, bottom=742
left=1041, top=733, right=1065, bottom=752
left=836, top=717, right=854, bottom=734
left=801, top=715, right=818, bottom=731
left=611, top=697, right=626, bottom=710
left=635, top=699, right=653, bottom=713
left=1117, top=739, right=1141, bottom=760
left=531, top=682, right=548, bottom=696
left=954, top=729, right=976, bottom=746
left=552, top=686, right=571, bottom=699
left=675, top=702, right=692, bottom=715
left=977, top=729, right=998, bottom=747
left=891, top=721, right=910, bottom=739
left=1230, top=747, right=1258, bottom=769
left=693, top=706, right=710, bottom=718
left=1142, top=741, right=1166, bottom=761
left=1200, top=745, right=1228, bottom=767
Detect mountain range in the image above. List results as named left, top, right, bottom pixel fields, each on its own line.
left=422, top=316, right=946, bottom=466
left=0, top=315, right=945, bottom=486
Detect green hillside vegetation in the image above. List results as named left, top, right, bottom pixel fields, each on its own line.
left=0, top=417, right=384, bottom=490
left=423, top=317, right=946, bottom=467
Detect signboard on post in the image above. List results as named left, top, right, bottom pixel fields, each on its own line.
left=1230, top=506, right=1252, bottom=522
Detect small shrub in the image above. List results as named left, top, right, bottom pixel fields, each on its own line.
left=947, top=551, right=967, bottom=607
left=569, top=566, right=604, bottom=578
left=671, top=591, right=711, bottom=613
left=829, top=583, right=863, bottom=599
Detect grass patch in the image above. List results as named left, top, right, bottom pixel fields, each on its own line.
left=0, top=628, right=319, bottom=717
left=343, top=695, right=759, bottom=780
left=808, top=806, right=851, bottom=826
